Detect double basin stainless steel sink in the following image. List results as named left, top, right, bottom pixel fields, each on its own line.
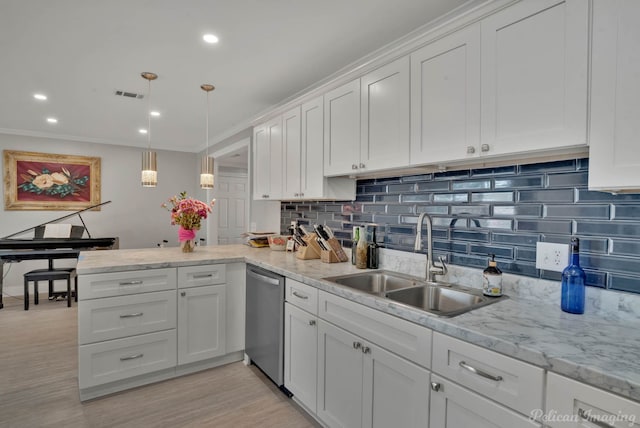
left=323, top=270, right=506, bottom=317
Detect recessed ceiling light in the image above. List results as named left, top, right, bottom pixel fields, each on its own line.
left=46, top=117, right=58, bottom=124
left=203, top=34, right=219, bottom=44
left=139, top=128, right=148, bottom=134
left=34, top=94, right=47, bottom=101
left=150, top=111, right=160, bottom=117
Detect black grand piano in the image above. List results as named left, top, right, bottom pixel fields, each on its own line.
left=0, top=201, right=117, bottom=309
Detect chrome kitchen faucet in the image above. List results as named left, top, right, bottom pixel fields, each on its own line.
left=414, top=212, right=448, bottom=282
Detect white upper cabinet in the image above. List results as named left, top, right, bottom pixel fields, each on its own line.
left=360, top=56, right=410, bottom=172
left=300, top=97, right=324, bottom=199
left=252, top=117, right=283, bottom=200
left=410, top=24, right=480, bottom=165
left=589, top=0, right=640, bottom=192
left=324, top=57, right=410, bottom=177
left=282, top=106, right=302, bottom=200
left=324, top=79, right=361, bottom=176
left=480, top=0, right=589, bottom=157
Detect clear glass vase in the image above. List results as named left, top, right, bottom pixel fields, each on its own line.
left=180, top=239, right=195, bottom=253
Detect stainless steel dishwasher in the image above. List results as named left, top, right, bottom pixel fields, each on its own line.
left=245, top=264, right=285, bottom=389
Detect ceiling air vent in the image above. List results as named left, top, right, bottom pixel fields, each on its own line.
left=114, top=90, right=144, bottom=99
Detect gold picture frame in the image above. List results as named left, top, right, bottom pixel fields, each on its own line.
left=3, top=150, right=101, bottom=211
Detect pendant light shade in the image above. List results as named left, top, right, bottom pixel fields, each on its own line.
left=141, top=72, right=158, bottom=187
left=200, top=156, right=214, bottom=189
left=141, top=150, right=158, bottom=187
left=200, top=84, right=215, bottom=189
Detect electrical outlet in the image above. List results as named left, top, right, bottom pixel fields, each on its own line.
left=535, top=242, right=570, bottom=272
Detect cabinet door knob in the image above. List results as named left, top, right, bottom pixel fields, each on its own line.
left=300, top=192, right=304, bottom=197
left=481, top=143, right=490, bottom=152
left=353, top=341, right=361, bottom=350
left=430, top=382, right=441, bottom=392
left=467, top=146, right=476, bottom=154
left=359, top=163, right=365, bottom=169
left=352, top=164, right=358, bottom=170
left=180, top=291, right=186, bottom=297
left=308, top=320, right=316, bottom=326
left=361, top=346, right=371, bottom=354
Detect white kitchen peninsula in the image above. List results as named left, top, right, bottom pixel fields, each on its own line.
left=77, top=246, right=640, bottom=425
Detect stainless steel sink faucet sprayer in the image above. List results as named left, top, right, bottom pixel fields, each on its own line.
left=414, top=213, right=448, bottom=282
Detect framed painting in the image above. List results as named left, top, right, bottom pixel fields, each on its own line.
left=3, top=150, right=101, bottom=211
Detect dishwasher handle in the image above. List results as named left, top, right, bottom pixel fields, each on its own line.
left=247, top=267, right=282, bottom=286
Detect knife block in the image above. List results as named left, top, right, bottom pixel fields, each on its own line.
left=296, top=234, right=321, bottom=260
left=320, top=238, right=349, bottom=263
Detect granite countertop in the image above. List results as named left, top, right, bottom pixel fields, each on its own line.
left=77, top=245, right=640, bottom=402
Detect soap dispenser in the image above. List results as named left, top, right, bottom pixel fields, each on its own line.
left=482, top=254, right=503, bottom=297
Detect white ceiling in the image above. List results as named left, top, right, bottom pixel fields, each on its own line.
left=0, top=0, right=471, bottom=153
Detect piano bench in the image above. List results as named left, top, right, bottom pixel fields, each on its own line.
left=24, top=268, right=77, bottom=311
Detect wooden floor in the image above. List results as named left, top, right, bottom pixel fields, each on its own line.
left=0, top=294, right=319, bottom=428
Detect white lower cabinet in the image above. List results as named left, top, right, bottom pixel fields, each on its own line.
left=545, top=372, right=640, bottom=428
left=429, top=373, right=540, bottom=428
left=177, top=284, right=226, bottom=365
left=78, top=263, right=245, bottom=400
left=284, top=302, right=317, bottom=413
left=79, top=329, right=177, bottom=389
left=317, top=319, right=430, bottom=428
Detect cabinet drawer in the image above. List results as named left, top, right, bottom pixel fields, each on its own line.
left=545, top=372, right=640, bottom=428
left=318, top=291, right=431, bottom=368
left=78, top=290, right=177, bottom=345
left=79, top=268, right=177, bottom=300
left=78, top=329, right=177, bottom=389
left=285, top=278, right=318, bottom=314
left=177, top=264, right=226, bottom=288
left=432, top=332, right=543, bottom=416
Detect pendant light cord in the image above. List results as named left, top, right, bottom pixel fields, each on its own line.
left=205, top=89, right=210, bottom=157
left=147, top=78, right=152, bottom=150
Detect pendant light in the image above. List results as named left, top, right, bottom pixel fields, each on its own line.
left=200, top=84, right=215, bottom=189
left=141, top=72, right=158, bottom=187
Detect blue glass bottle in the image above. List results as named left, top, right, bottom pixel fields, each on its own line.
left=561, top=237, right=586, bottom=314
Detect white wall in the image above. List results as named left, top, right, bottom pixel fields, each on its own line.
left=1, top=133, right=201, bottom=295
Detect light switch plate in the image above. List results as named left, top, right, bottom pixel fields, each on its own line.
left=535, top=242, right=570, bottom=272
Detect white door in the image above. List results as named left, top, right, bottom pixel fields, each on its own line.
left=589, top=0, right=640, bottom=192
left=360, top=56, right=410, bottom=172
left=324, top=79, right=361, bottom=176
left=300, top=96, right=324, bottom=199
left=364, top=343, right=430, bottom=428
left=177, top=284, right=226, bottom=365
left=317, top=320, right=365, bottom=428
left=284, top=303, right=317, bottom=413
left=430, top=374, right=541, bottom=428
left=215, top=174, right=248, bottom=245
left=282, top=106, right=302, bottom=199
left=266, top=116, right=283, bottom=199
left=410, top=23, right=481, bottom=165
left=480, top=0, right=588, bottom=156
left=252, top=125, right=269, bottom=200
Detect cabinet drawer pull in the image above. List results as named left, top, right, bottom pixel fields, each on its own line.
left=459, top=361, right=503, bottom=382
left=353, top=341, right=361, bottom=350
left=120, top=353, right=144, bottom=361
left=180, top=291, right=186, bottom=297
left=119, top=280, right=143, bottom=286
left=192, top=274, right=213, bottom=279
left=292, top=291, right=308, bottom=300
left=578, top=408, right=615, bottom=428
left=308, top=320, right=316, bottom=326
left=119, top=312, right=144, bottom=318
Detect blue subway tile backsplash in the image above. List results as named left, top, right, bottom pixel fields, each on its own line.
left=281, top=158, right=640, bottom=294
